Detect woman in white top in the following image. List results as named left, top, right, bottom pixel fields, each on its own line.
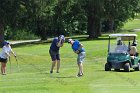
left=0, top=41, right=16, bottom=75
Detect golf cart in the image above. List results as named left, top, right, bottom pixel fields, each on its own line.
left=105, top=34, right=140, bottom=72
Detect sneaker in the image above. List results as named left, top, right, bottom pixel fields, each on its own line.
left=56, top=71, right=59, bottom=73
left=77, top=73, right=83, bottom=77
left=2, top=73, right=6, bottom=75
left=50, top=71, right=53, bottom=74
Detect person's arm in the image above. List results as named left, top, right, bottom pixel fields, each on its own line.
left=77, top=43, right=83, bottom=51
left=57, top=38, right=63, bottom=47
left=79, top=44, right=83, bottom=49
left=11, top=50, right=16, bottom=57
left=75, top=50, right=79, bottom=54
left=75, top=43, right=83, bottom=54
left=9, top=46, right=16, bottom=57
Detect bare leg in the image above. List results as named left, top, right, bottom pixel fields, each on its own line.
left=79, top=63, right=83, bottom=74
left=56, top=60, right=60, bottom=73
left=50, top=60, right=56, bottom=73
left=1, top=62, right=2, bottom=74
left=1, top=62, right=6, bottom=75
left=77, top=63, right=83, bottom=76
left=78, top=63, right=80, bottom=74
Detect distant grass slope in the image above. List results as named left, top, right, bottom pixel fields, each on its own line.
left=135, top=13, right=140, bottom=19
left=122, top=13, right=140, bottom=31
left=122, top=19, right=140, bottom=31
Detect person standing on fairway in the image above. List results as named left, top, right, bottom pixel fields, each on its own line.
left=49, top=35, right=65, bottom=73
left=68, top=39, right=86, bottom=77
left=0, top=41, right=16, bottom=75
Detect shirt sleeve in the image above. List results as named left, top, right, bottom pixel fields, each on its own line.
left=54, top=38, right=58, bottom=46
left=3, top=46, right=7, bottom=53
left=9, top=46, right=13, bottom=52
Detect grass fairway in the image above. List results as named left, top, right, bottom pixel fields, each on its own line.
left=1, top=31, right=140, bottom=93
left=1, top=20, right=140, bottom=93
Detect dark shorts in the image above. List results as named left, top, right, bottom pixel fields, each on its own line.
left=0, top=57, right=8, bottom=63
left=49, top=50, right=60, bottom=61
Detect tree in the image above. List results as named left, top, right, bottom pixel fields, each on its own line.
left=80, top=0, right=104, bottom=39
left=0, top=0, right=21, bottom=45
left=104, top=0, right=140, bottom=31
left=20, top=0, right=58, bottom=40
left=80, top=0, right=139, bottom=39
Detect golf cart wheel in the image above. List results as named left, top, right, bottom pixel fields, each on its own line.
left=105, top=63, right=111, bottom=71
left=135, top=63, right=140, bottom=71
left=124, top=63, right=130, bottom=72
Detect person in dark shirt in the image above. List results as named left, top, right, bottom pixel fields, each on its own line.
left=49, top=35, right=65, bottom=73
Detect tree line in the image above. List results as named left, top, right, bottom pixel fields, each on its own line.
left=0, top=0, right=140, bottom=44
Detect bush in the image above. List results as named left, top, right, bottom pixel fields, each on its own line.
left=5, top=27, right=39, bottom=40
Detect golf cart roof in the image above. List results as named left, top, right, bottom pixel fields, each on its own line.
left=109, top=34, right=137, bottom=37
left=109, top=34, right=137, bottom=41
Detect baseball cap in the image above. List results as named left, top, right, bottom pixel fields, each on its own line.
left=59, top=35, right=65, bottom=41
left=68, top=39, right=73, bottom=43
left=3, top=41, right=10, bottom=45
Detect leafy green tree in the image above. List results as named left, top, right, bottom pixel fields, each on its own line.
left=50, top=0, right=85, bottom=36
left=80, top=0, right=139, bottom=39
left=0, top=0, right=21, bottom=45
left=80, top=0, right=104, bottom=39
left=104, top=0, right=140, bottom=32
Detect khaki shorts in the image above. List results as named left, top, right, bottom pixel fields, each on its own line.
left=77, top=52, right=86, bottom=63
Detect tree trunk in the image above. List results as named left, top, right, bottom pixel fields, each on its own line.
left=41, top=30, right=48, bottom=40
left=107, top=15, right=114, bottom=32
left=87, top=14, right=102, bottom=39
left=87, top=14, right=95, bottom=39
left=0, top=20, right=4, bottom=47
left=87, top=0, right=103, bottom=39
left=96, top=20, right=102, bottom=36
left=36, top=18, right=48, bottom=40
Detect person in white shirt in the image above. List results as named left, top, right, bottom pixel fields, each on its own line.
left=129, top=41, right=137, bottom=59
left=115, top=40, right=128, bottom=53
left=0, top=41, right=16, bottom=75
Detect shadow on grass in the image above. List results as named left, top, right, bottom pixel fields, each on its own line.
left=54, top=76, right=76, bottom=78
left=112, top=70, right=135, bottom=72
left=96, top=69, right=135, bottom=72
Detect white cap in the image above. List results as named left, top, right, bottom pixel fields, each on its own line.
left=68, top=39, right=73, bottom=43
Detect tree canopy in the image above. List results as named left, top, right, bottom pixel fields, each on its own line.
left=0, top=0, right=140, bottom=44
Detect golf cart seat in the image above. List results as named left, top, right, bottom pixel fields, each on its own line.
left=129, top=46, right=137, bottom=59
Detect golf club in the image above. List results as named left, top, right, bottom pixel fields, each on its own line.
left=9, top=56, right=11, bottom=72
left=15, top=56, right=19, bottom=71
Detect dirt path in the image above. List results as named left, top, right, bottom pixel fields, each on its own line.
left=10, top=39, right=41, bottom=45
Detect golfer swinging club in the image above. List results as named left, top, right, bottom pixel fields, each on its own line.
left=49, top=35, right=65, bottom=73
left=68, top=39, right=86, bottom=77
left=0, top=41, right=16, bottom=75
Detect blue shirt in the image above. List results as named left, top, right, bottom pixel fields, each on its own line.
left=72, top=40, right=85, bottom=52
left=50, top=37, right=60, bottom=51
